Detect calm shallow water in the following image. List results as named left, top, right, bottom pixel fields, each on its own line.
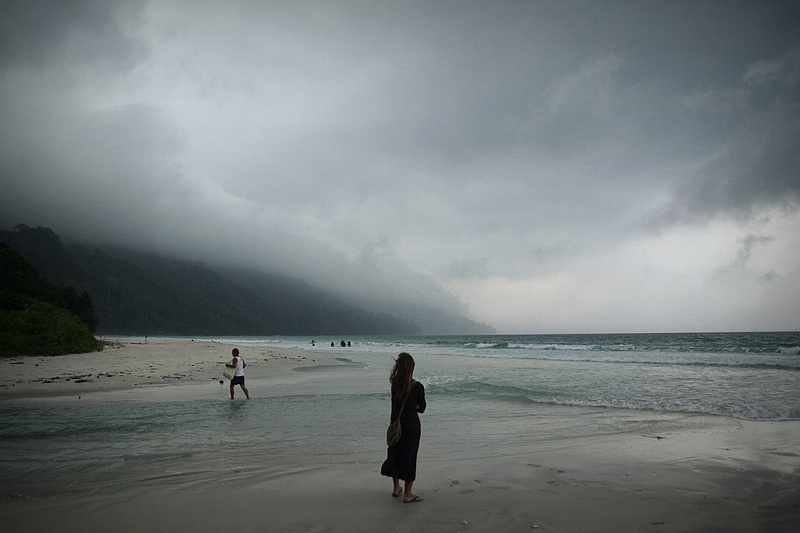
left=0, top=385, right=717, bottom=501
left=0, top=392, right=385, bottom=500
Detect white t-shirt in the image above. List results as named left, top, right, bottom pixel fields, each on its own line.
left=234, top=356, right=245, bottom=377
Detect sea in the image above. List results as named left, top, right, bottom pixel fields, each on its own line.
left=261, top=331, right=800, bottom=421
left=2, top=331, right=799, bottom=501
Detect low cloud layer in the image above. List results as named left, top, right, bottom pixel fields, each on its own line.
left=2, top=1, right=799, bottom=333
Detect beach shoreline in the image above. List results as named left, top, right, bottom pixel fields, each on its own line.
left=0, top=336, right=339, bottom=401
left=1, top=338, right=798, bottom=532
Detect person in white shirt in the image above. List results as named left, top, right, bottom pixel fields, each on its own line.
left=226, top=348, right=250, bottom=400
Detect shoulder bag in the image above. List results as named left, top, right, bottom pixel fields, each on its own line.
left=223, top=357, right=242, bottom=380
left=386, top=381, right=414, bottom=447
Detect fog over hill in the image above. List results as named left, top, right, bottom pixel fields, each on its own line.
left=1, top=225, right=494, bottom=336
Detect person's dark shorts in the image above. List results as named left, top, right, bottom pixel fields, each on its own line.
left=231, top=375, right=245, bottom=385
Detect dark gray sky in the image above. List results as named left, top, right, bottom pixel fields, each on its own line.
left=2, top=1, right=799, bottom=333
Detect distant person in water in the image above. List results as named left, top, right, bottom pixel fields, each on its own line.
left=226, top=348, right=250, bottom=400
left=381, top=352, right=426, bottom=503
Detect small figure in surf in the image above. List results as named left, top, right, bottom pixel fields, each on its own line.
left=226, top=348, right=250, bottom=400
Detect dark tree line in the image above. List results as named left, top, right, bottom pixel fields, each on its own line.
left=1, top=241, right=102, bottom=355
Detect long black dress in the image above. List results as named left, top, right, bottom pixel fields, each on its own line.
left=381, top=380, right=426, bottom=482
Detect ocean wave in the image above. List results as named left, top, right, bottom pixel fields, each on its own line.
left=429, top=380, right=800, bottom=421
left=451, top=350, right=800, bottom=370
left=462, top=342, right=509, bottom=349
left=201, top=333, right=800, bottom=359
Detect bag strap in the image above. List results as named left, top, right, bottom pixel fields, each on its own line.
left=396, top=380, right=415, bottom=418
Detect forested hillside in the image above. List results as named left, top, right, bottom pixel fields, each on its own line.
left=0, top=242, right=102, bottom=355
left=1, top=225, right=420, bottom=336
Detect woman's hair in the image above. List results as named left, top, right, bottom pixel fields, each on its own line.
left=389, top=352, right=415, bottom=399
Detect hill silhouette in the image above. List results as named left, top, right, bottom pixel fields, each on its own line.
left=1, top=225, right=428, bottom=336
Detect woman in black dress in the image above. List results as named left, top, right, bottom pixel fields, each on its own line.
left=381, top=352, right=426, bottom=503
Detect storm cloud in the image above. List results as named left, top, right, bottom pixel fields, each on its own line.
left=2, top=1, right=799, bottom=333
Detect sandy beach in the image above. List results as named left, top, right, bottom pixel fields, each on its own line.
left=1, top=337, right=799, bottom=532
left=0, top=337, right=335, bottom=401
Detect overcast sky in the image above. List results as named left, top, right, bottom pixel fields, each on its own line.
left=2, top=1, right=799, bottom=333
